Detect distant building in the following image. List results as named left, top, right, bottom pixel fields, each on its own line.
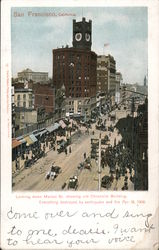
left=115, top=72, right=123, bottom=104
left=144, top=75, right=148, bottom=86
left=15, top=107, right=37, bottom=130
left=97, top=55, right=108, bottom=93
left=18, top=68, right=48, bottom=82
left=14, top=89, right=33, bottom=109
left=116, top=72, right=123, bottom=85
left=65, top=96, right=96, bottom=118
left=97, top=55, right=119, bottom=94
left=34, top=83, right=55, bottom=113
left=107, top=54, right=117, bottom=93
left=11, top=86, right=16, bottom=137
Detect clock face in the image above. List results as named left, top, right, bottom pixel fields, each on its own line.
left=85, top=33, right=90, bottom=42
left=75, top=33, right=82, bottom=41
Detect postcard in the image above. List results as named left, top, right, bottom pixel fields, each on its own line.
left=1, top=0, right=159, bottom=249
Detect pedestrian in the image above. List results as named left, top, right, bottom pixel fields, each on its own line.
left=65, top=147, right=67, bottom=155
left=69, top=146, right=71, bottom=153
left=84, top=152, right=86, bottom=160
left=114, top=138, right=116, bottom=147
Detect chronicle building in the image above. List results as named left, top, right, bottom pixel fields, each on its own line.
left=53, top=17, right=97, bottom=117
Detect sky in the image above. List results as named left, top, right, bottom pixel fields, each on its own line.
left=11, top=7, right=148, bottom=84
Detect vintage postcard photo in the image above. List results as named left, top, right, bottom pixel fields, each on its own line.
left=1, top=0, right=159, bottom=249
left=11, top=6, right=148, bottom=192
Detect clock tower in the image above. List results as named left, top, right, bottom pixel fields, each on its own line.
left=72, top=17, right=92, bottom=50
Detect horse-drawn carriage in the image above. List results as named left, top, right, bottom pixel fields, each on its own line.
left=101, top=135, right=109, bottom=145
left=96, top=124, right=106, bottom=131
left=68, top=176, right=78, bottom=190
left=84, top=157, right=91, bottom=170
left=57, top=140, right=68, bottom=153
left=45, top=165, right=62, bottom=180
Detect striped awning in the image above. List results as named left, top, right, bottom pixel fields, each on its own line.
left=29, top=134, right=38, bottom=143
left=12, top=139, right=21, bottom=149
left=59, top=120, right=66, bottom=129
left=46, top=123, right=60, bottom=133
left=16, top=136, right=26, bottom=144
left=24, top=135, right=34, bottom=146
left=33, top=129, right=47, bottom=137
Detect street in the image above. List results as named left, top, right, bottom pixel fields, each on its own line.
left=13, top=113, right=134, bottom=191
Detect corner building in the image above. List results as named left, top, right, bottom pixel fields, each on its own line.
left=53, top=18, right=97, bottom=116
left=53, top=48, right=97, bottom=98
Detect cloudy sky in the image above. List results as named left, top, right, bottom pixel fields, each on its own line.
left=11, top=7, right=147, bottom=84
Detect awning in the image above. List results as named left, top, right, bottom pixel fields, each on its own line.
left=29, top=134, right=38, bottom=143
left=59, top=120, right=66, bottom=129
left=33, top=129, right=47, bottom=137
left=72, top=114, right=84, bottom=118
left=24, top=135, right=34, bottom=146
left=16, top=136, right=26, bottom=144
left=40, top=129, right=47, bottom=136
left=54, top=122, right=60, bottom=129
left=12, top=139, right=21, bottom=149
left=46, top=123, right=60, bottom=133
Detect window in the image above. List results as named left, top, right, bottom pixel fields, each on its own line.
left=23, top=94, right=26, bottom=100
left=17, top=102, right=20, bottom=107
left=23, top=102, right=26, bottom=108
left=17, top=95, right=20, bottom=100
left=29, top=101, right=32, bottom=108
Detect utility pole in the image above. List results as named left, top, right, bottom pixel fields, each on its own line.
left=98, top=133, right=101, bottom=191
left=131, top=97, right=135, bottom=159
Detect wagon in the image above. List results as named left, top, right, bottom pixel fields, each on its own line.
left=101, top=175, right=112, bottom=189
left=68, top=176, right=78, bottom=190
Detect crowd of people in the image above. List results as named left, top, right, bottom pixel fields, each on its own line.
left=101, top=140, right=135, bottom=190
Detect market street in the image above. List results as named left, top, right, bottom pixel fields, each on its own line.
left=13, top=113, right=134, bottom=191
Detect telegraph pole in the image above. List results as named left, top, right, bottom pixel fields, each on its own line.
left=131, top=97, right=135, bottom=159
left=98, top=133, right=101, bottom=191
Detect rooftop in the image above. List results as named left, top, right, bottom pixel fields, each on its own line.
left=15, top=88, right=32, bottom=93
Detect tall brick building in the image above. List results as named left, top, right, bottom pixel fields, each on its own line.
left=53, top=17, right=97, bottom=100
left=53, top=48, right=97, bottom=98
left=34, top=83, right=55, bottom=113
